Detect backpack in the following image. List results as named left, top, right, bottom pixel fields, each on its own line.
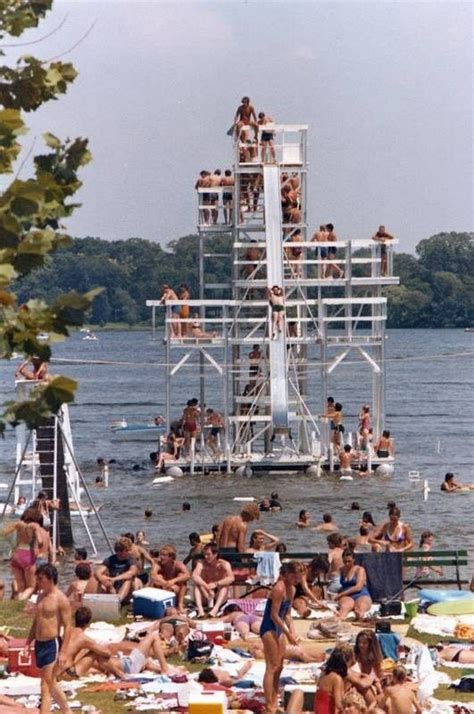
left=187, top=631, right=213, bottom=661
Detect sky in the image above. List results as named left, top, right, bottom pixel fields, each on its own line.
left=5, top=0, right=473, bottom=253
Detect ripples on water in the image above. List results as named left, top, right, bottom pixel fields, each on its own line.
left=0, top=329, right=473, bottom=578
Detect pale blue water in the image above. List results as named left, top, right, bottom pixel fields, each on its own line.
left=0, top=329, right=473, bottom=576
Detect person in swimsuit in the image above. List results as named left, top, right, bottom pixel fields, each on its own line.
left=192, top=542, right=234, bottom=618
left=357, top=405, right=371, bottom=450
left=160, top=284, right=180, bottom=338
left=2, top=508, right=44, bottom=600
left=437, top=644, right=474, bottom=664
left=234, top=96, right=258, bottom=139
left=182, top=400, right=200, bottom=454
left=258, top=112, right=276, bottom=163
left=374, top=429, right=394, bottom=458
left=370, top=506, right=413, bottom=552
left=415, top=530, right=443, bottom=578
left=15, top=356, right=48, bottom=381
left=440, top=471, right=473, bottom=491
left=149, top=544, right=190, bottom=612
left=260, top=560, right=305, bottom=714
left=334, top=549, right=372, bottom=620
left=350, top=629, right=383, bottom=707
left=205, top=408, right=224, bottom=459
left=157, top=606, right=195, bottom=646
left=195, top=169, right=212, bottom=224
left=325, top=223, right=344, bottom=279
left=25, top=564, right=73, bottom=714
left=222, top=603, right=263, bottom=639
left=177, top=283, right=190, bottom=337
left=296, top=509, right=311, bottom=528
left=293, top=556, right=327, bottom=617
left=372, top=225, right=394, bottom=277
left=315, top=649, right=348, bottom=714
left=267, top=285, right=285, bottom=339
left=221, top=168, right=234, bottom=223
left=155, top=431, right=183, bottom=472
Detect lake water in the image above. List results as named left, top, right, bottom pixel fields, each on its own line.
left=0, top=328, right=473, bottom=578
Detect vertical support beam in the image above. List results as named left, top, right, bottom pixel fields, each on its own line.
left=165, top=316, right=171, bottom=435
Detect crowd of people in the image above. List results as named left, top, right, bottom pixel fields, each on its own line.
left=2, top=485, right=473, bottom=713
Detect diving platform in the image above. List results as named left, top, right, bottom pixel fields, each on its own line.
left=147, top=118, right=399, bottom=474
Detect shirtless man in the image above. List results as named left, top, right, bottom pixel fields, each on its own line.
left=221, top=169, right=234, bottom=224
left=314, top=513, right=338, bottom=533
left=209, top=169, right=223, bottom=224
left=160, top=284, right=180, bottom=338
left=234, top=96, right=258, bottom=139
left=60, top=606, right=122, bottom=680
left=339, top=444, right=357, bottom=475
left=372, top=225, right=394, bottom=277
left=149, top=544, right=190, bottom=612
left=25, top=564, right=72, bottom=714
left=326, top=223, right=344, bottom=279
left=383, top=665, right=422, bottom=714
left=15, top=356, right=48, bottom=381
left=326, top=533, right=344, bottom=595
left=218, top=503, right=260, bottom=552
left=195, top=169, right=212, bottom=225
left=311, top=225, right=329, bottom=278
left=257, top=111, right=276, bottom=163
left=205, top=408, right=224, bottom=459
left=65, top=562, right=97, bottom=608
left=192, top=542, right=234, bottom=617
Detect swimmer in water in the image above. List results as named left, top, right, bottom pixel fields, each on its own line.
left=440, top=472, right=474, bottom=492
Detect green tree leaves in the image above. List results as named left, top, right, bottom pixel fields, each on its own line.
left=0, top=1, right=94, bottom=430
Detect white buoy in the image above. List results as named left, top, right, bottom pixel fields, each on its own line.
left=423, top=479, right=430, bottom=501
left=233, top=497, right=255, bottom=501
left=166, top=466, right=184, bottom=478
left=340, top=474, right=354, bottom=481
left=306, top=465, right=320, bottom=477
left=235, top=464, right=253, bottom=478
left=376, top=464, right=394, bottom=477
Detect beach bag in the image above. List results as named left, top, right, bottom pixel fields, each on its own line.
left=187, top=631, right=213, bottom=661
left=450, top=676, right=474, bottom=693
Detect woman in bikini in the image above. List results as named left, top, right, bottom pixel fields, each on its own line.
left=334, top=549, right=372, bottom=621
left=182, top=400, right=200, bottom=454
left=2, top=508, right=44, bottom=599
left=222, top=603, right=263, bottom=640
left=370, top=506, right=413, bottom=552
left=357, top=405, right=371, bottom=450
left=260, top=560, right=305, bottom=714
left=178, top=284, right=190, bottom=337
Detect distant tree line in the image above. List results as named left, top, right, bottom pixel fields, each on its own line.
left=14, top=232, right=473, bottom=328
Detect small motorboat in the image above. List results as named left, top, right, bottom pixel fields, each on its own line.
left=111, top=418, right=165, bottom=442
left=83, top=332, right=98, bottom=341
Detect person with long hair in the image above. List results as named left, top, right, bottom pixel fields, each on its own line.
left=260, top=560, right=305, bottom=714
left=315, top=649, right=347, bottom=713
left=351, top=629, right=383, bottom=707
left=2, top=508, right=43, bottom=599
left=335, top=549, right=372, bottom=621
left=370, top=507, right=413, bottom=552
left=293, top=555, right=328, bottom=617
left=415, top=530, right=443, bottom=577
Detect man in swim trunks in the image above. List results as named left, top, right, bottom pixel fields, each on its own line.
left=25, top=564, right=73, bottom=714
left=221, top=168, right=234, bottom=224
left=149, top=544, right=190, bottom=612
left=233, top=96, right=258, bottom=139
left=195, top=169, right=212, bottom=225
left=59, top=606, right=122, bottom=680
left=326, top=223, right=344, bottom=279
left=218, top=503, right=260, bottom=552
left=257, top=111, right=276, bottom=163
left=209, top=169, right=223, bottom=224
left=205, top=408, right=224, bottom=459
left=192, top=542, right=234, bottom=617
left=160, top=284, right=180, bottom=338
left=372, top=225, right=394, bottom=277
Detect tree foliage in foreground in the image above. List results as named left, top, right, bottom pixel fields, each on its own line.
left=0, top=0, right=96, bottom=431
left=15, top=231, right=473, bottom=329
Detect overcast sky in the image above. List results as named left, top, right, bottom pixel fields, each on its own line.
left=7, top=0, right=473, bottom=253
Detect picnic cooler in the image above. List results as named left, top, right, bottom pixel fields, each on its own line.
left=83, top=593, right=121, bottom=622
left=188, top=689, right=227, bottom=713
left=196, top=622, right=226, bottom=644
left=8, top=639, right=40, bottom=677
left=133, top=587, right=176, bottom=618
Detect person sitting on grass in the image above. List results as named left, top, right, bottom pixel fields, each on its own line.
left=94, top=537, right=141, bottom=604
left=192, top=542, right=234, bottom=618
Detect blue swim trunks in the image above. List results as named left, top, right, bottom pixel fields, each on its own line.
left=34, top=638, right=60, bottom=669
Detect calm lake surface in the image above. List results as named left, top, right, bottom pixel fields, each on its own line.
left=0, top=328, right=473, bottom=578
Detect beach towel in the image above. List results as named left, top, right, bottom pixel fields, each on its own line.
left=254, top=552, right=281, bottom=584
left=355, top=552, right=402, bottom=601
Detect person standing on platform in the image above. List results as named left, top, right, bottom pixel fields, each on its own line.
left=267, top=285, right=285, bottom=339
left=372, top=224, right=394, bottom=277
left=233, top=96, right=258, bottom=139
left=221, top=169, right=234, bottom=224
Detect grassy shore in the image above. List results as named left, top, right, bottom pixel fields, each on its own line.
left=0, top=603, right=471, bottom=711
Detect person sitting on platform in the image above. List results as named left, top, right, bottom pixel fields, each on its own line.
left=190, top=313, right=217, bottom=340
left=94, top=537, right=141, bottom=604
left=233, top=96, right=258, bottom=140
left=15, top=355, right=48, bottom=381
left=372, top=224, right=394, bottom=277
left=192, top=542, right=234, bottom=618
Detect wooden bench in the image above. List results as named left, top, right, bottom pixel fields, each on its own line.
left=402, top=549, right=469, bottom=590
left=219, top=549, right=470, bottom=594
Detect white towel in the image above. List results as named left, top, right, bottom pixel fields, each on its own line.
left=254, top=551, right=281, bottom=584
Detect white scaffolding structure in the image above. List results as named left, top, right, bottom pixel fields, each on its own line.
left=147, top=122, right=399, bottom=472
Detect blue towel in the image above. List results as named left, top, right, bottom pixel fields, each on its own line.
left=376, top=632, right=400, bottom=661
